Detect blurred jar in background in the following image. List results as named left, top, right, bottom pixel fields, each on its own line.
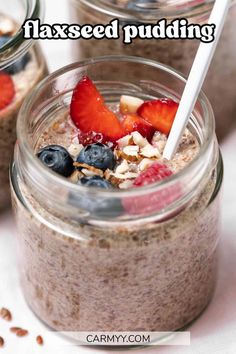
left=70, top=0, right=236, bottom=141
left=0, top=0, right=48, bottom=212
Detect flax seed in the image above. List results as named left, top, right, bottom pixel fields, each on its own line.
left=0, top=337, right=4, bottom=348
left=10, top=327, right=21, bottom=334
left=10, top=327, right=29, bottom=337
left=0, top=308, right=12, bottom=321
left=36, top=335, right=44, bottom=345
left=16, top=329, right=28, bottom=337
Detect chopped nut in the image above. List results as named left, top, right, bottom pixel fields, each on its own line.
left=0, top=308, right=12, bottom=321
left=68, top=143, right=83, bottom=157
left=119, top=180, right=134, bottom=189
left=117, top=135, right=133, bottom=148
left=110, top=172, right=138, bottom=180
left=120, top=95, right=144, bottom=114
left=73, top=163, right=104, bottom=177
left=131, top=131, right=149, bottom=148
left=123, top=145, right=139, bottom=157
left=69, top=170, right=83, bottom=183
left=107, top=169, right=138, bottom=187
left=140, top=144, right=160, bottom=158
left=152, top=131, right=167, bottom=153
left=105, top=169, right=135, bottom=186
left=121, top=145, right=140, bottom=162
left=117, top=150, right=141, bottom=163
left=81, top=168, right=101, bottom=177
left=115, top=160, right=129, bottom=174
left=0, top=336, right=4, bottom=348
left=124, top=172, right=139, bottom=179
left=105, top=173, right=122, bottom=187
left=139, top=158, right=154, bottom=171
left=36, top=335, right=44, bottom=346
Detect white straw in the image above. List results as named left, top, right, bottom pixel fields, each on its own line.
left=163, top=0, right=231, bottom=160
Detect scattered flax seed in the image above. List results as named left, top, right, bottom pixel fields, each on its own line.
left=36, top=335, right=44, bottom=346
left=16, top=329, right=29, bottom=337
left=0, top=308, right=12, bottom=321
left=10, top=327, right=28, bottom=337
left=10, top=327, right=21, bottom=334
left=0, top=337, right=4, bottom=348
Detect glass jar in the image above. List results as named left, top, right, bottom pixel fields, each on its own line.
left=0, top=0, right=48, bottom=212
left=70, top=0, right=236, bottom=141
left=11, top=57, right=222, bottom=334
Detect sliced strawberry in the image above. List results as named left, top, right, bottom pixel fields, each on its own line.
left=121, top=113, right=155, bottom=141
left=0, top=72, right=15, bottom=111
left=122, top=163, right=181, bottom=215
left=137, top=99, right=179, bottom=135
left=70, top=76, right=125, bottom=142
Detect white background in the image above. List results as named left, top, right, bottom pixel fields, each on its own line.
left=1, top=0, right=236, bottom=353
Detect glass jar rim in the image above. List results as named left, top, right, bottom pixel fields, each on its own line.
left=16, top=55, right=215, bottom=201
left=73, top=0, right=216, bottom=21
left=0, top=0, right=45, bottom=69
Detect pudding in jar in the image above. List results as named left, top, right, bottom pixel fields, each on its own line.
left=11, top=57, right=222, bottom=336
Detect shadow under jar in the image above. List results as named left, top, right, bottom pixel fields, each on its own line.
left=11, top=57, right=222, bottom=335
left=0, top=0, right=48, bottom=212
left=70, top=0, right=236, bottom=141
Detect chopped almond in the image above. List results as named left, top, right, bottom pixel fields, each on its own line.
left=120, top=95, right=144, bottom=114
left=140, top=144, right=160, bottom=158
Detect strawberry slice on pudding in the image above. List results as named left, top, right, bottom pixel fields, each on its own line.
left=121, top=113, right=155, bottom=142
left=138, top=98, right=179, bottom=135
left=70, top=76, right=125, bottom=142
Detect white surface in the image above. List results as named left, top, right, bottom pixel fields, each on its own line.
left=1, top=1, right=236, bottom=353
left=163, top=0, right=231, bottom=159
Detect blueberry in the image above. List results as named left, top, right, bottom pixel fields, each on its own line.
left=37, top=145, right=74, bottom=177
left=1, top=36, right=31, bottom=75
left=76, top=143, right=116, bottom=171
left=69, top=176, right=124, bottom=218
left=69, top=193, right=124, bottom=219
left=80, top=176, right=112, bottom=189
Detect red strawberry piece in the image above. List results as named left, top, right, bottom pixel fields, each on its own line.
left=70, top=76, right=125, bottom=142
left=0, top=72, right=15, bottom=111
left=137, top=99, right=179, bottom=135
left=121, top=113, right=155, bottom=142
left=123, top=163, right=181, bottom=215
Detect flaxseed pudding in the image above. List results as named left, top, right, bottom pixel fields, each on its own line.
left=0, top=12, right=48, bottom=211
left=70, top=0, right=236, bottom=140
left=11, top=58, right=222, bottom=335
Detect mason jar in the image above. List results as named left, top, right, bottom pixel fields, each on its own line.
left=70, top=0, right=236, bottom=141
left=0, top=0, right=48, bottom=212
left=11, top=57, right=222, bottom=335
